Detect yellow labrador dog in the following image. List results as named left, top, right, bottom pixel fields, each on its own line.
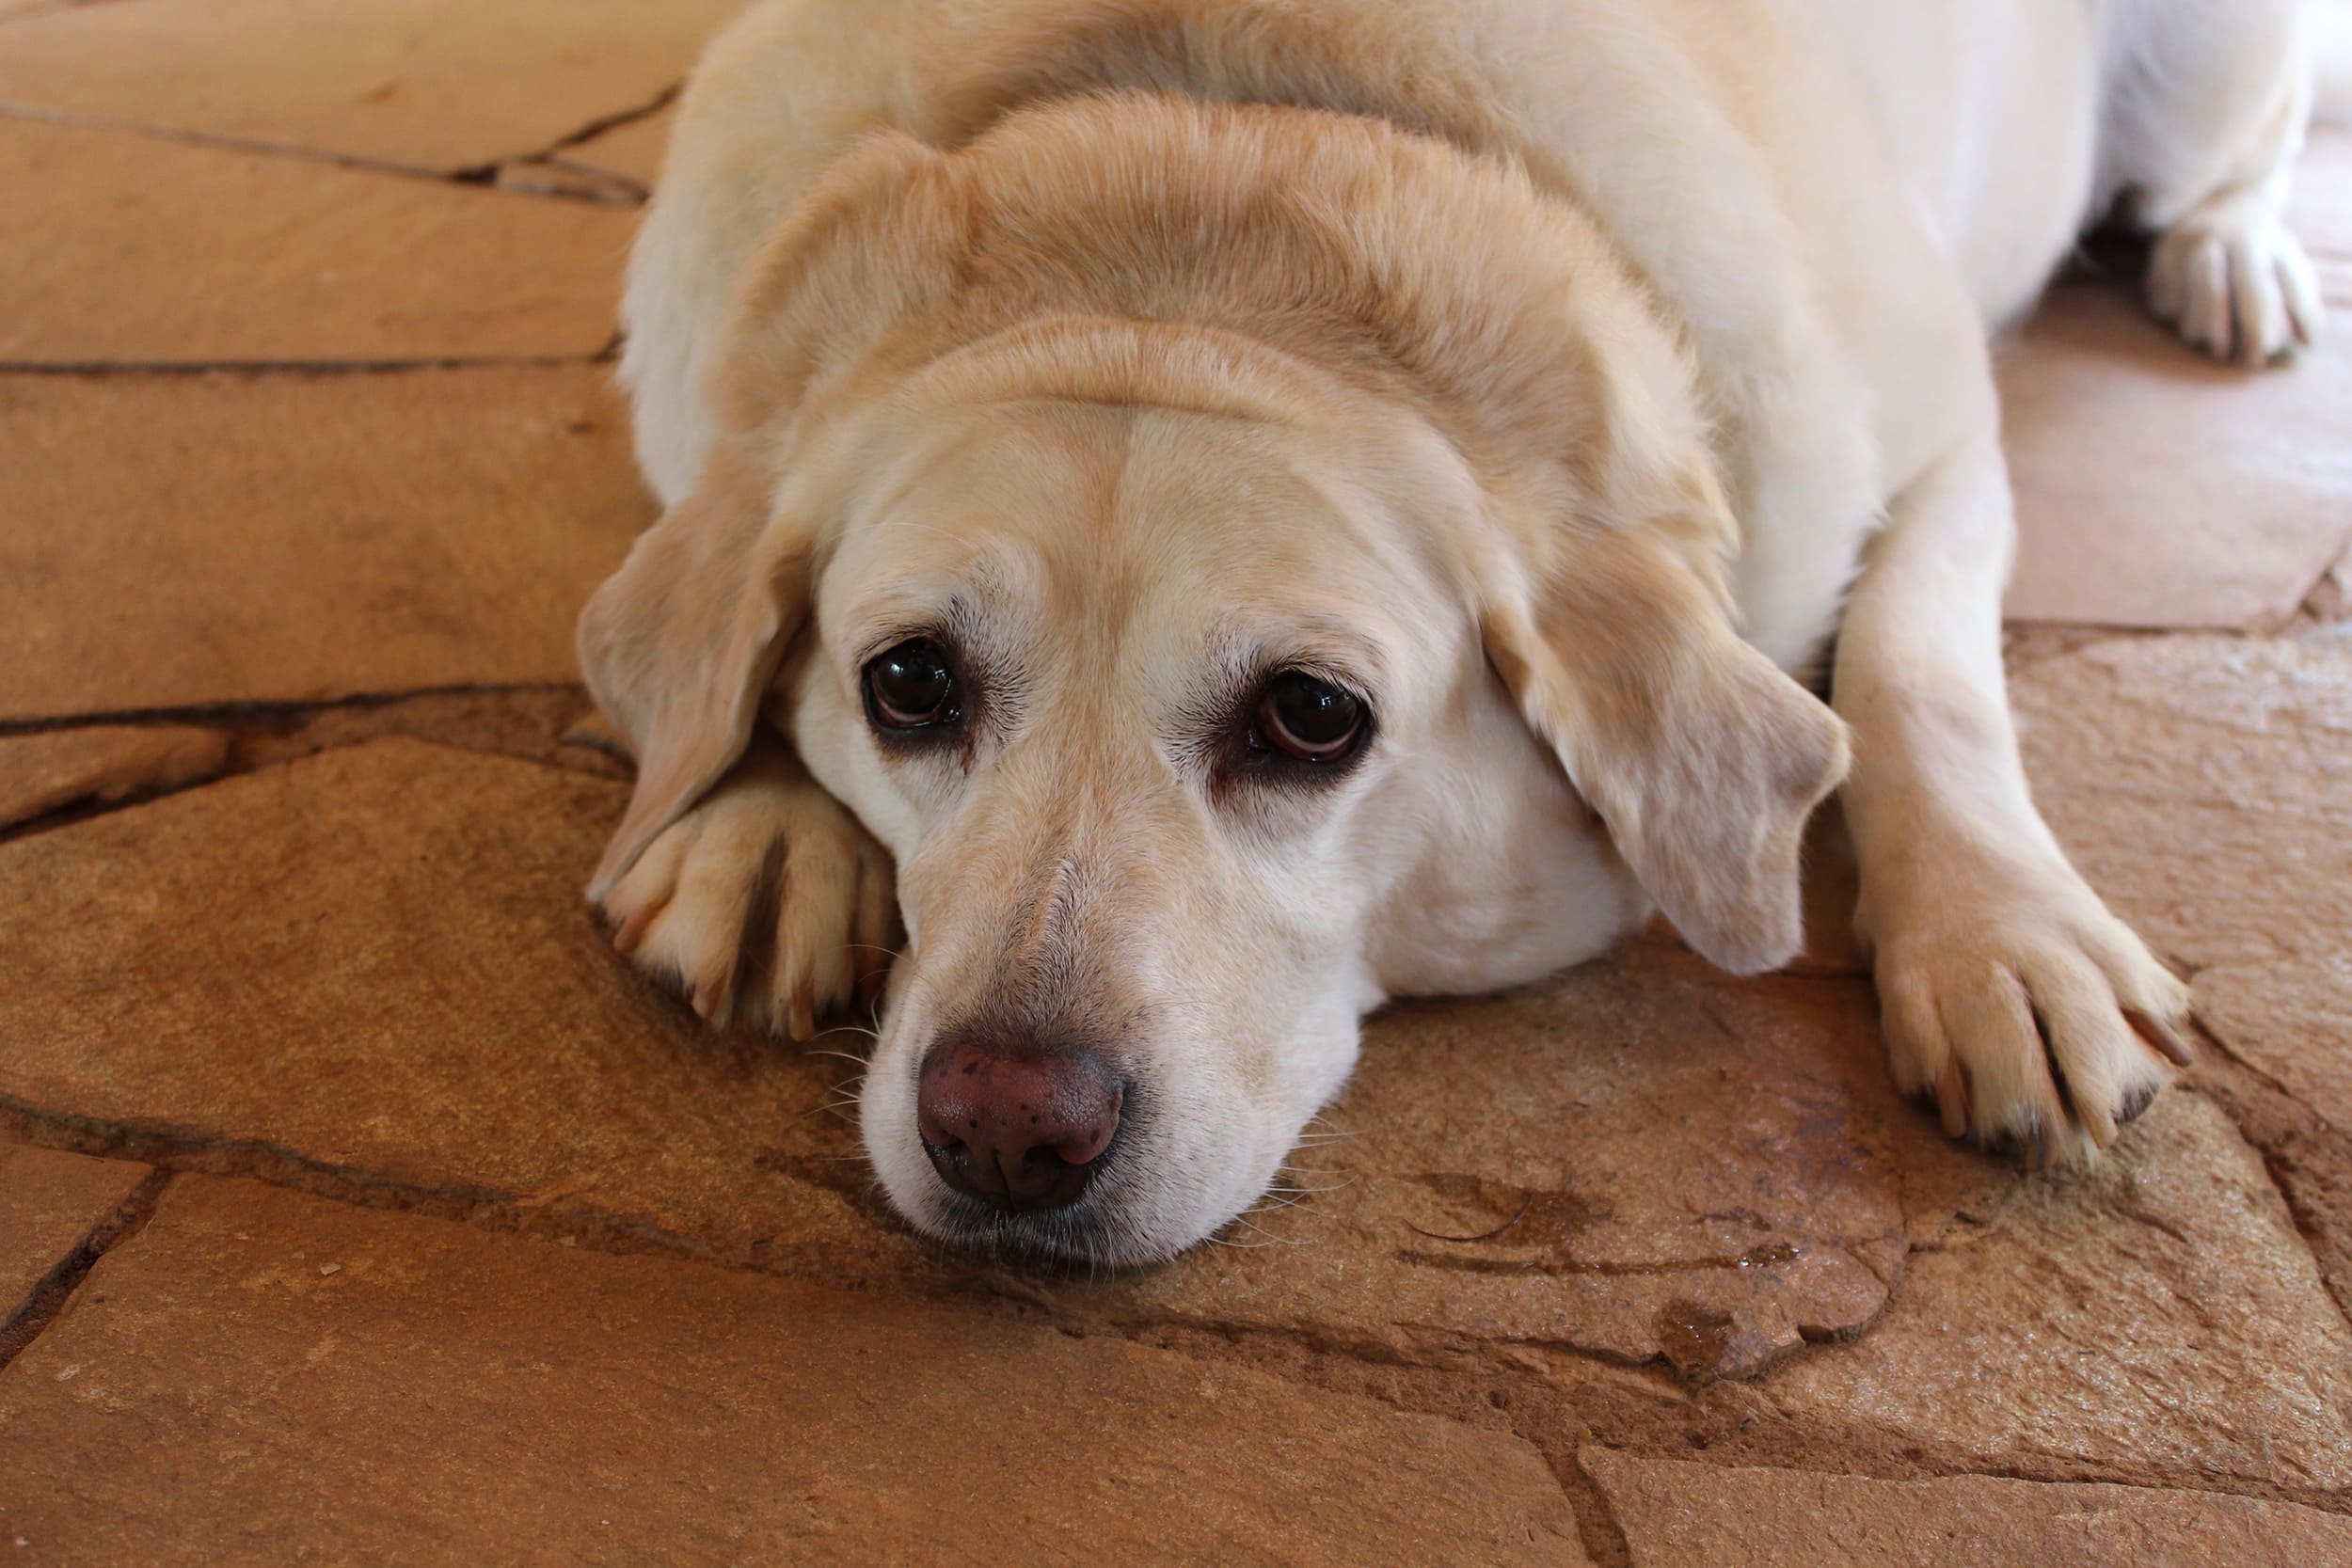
left=580, top=0, right=2333, bottom=1262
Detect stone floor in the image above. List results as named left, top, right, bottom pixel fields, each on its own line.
left=3, top=5, right=2350, bottom=1564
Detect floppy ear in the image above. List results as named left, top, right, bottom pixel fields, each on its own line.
left=577, top=436, right=809, bottom=900
left=578, top=135, right=967, bottom=900
left=1483, top=502, right=1850, bottom=976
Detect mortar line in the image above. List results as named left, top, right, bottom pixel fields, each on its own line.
left=0, top=1168, right=171, bottom=1373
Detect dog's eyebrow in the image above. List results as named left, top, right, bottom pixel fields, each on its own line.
left=1222, top=610, right=1391, bottom=694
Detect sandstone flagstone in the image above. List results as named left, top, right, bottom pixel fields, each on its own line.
left=0, top=0, right=739, bottom=174
left=0, top=739, right=908, bottom=1279
left=0, top=734, right=2007, bottom=1377
left=1099, top=949, right=1998, bottom=1381
left=0, top=1143, right=150, bottom=1339
left=0, top=1177, right=1587, bottom=1567
left=1581, top=1448, right=2352, bottom=1567
left=1999, top=281, right=2352, bottom=630
left=1757, top=1094, right=2352, bottom=1491
left=0, top=117, right=630, bottom=364
left=0, top=725, right=229, bottom=830
left=0, top=367, right=648, bottom=721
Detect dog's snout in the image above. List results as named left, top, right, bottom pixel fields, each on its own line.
left=915, top=1037, right=1122, bottom=1210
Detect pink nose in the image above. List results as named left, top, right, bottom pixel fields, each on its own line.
left=915, top=1037, right=1123, bottom=1210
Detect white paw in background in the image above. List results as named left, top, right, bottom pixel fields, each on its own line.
left=599, top=766, right=897, bottom=1039
left=1861, top=847, right=2193, bottom=1167
left=2145, top=191, right=2325, bottom=366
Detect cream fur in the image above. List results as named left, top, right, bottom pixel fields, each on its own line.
left=580, top=0, right=2323, bottom=1260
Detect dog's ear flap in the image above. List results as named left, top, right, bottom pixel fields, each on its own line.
left=577, top=135, right=967, bottom=900
left=578, top=437, right=808, bottom=899
left=1483, top=472, right=1849, bottom=976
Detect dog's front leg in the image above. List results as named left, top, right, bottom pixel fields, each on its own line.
left=1833, top=431, right=2191, bottom=1164
left=597, top=730, right=897, bottom=1038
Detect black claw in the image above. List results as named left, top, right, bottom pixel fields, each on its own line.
left=2117, top=1082, right=2159, bottom=1126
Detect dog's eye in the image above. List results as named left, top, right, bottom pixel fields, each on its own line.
left=1257, top=672, right=1366, bottom=763
left=864, top=638, right=960, bottom=730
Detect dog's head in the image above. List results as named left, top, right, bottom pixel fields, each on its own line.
left=579, top=102, right=1847, bottom=1263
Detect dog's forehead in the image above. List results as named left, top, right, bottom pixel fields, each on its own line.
left=828, top=396, right=1445, bottom=656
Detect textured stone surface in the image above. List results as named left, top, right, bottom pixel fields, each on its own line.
left=0, top=725, right=229, bottom=829
left=0, top=1178, right=1587, bottom=1567
left=0, top=734, right=2008, bottom=1375
left=1758, top=1094, right=2352, bottom=1490
left=1582, top=1449, right=2352, bottom=1568
left=0, top=739, right=909, bottom=1277
left=0, top=368, right=647, bottom=721
left=0, top=117, right=630, bottom=364
left=2014, top=633, right=2352, bottom=1132
left=0, top=0, right=737, bottom=173
left=1104, top=951, right=1994, bottom=1380
left=1999, top=282, right=2352, bottom=630
left=0, top=1144, right=149, bottom=1337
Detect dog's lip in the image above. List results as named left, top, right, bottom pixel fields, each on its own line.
left=920, top=1188, right=1156, bottom=1269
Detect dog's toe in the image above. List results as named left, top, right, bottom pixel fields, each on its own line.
left=595, top=764, right=896, bottom=1037
left=2147, top=205, right=2322, bottom=366
left=1869, top=859, right=2187, bottom=1168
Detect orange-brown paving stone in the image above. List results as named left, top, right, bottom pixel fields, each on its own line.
left=0, top=0, right=739, bottom=174
left=0, top=118, right=631, bottom=365
left=0, top=368, right=648, bottom=721
left=0, top=1144, right=151, bottom=1340
left=0, top=725, right=229, bottom=831
left=1581, top=1448, right=2352, bottom=1567
left=0, top=1177, right=1589, bottom=1567
left=1998, top=283, right=2352, bottom=632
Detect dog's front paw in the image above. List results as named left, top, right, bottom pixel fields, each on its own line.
left=599, top=749, right=896, bottom=1038
left=1862, top=850, right=2192, bottom=1166
left=2145, top=194, right=2323, bottom=366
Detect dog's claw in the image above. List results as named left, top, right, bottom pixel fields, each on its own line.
left=1933, top=1062, right=1971, bottom=1139
left=2127, top=1008, right=2194, bottom=1069
left=612, top=900, right=662, bottom=958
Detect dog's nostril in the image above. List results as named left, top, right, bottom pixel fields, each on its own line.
left=915, top=1037, right=1122, bottom=1211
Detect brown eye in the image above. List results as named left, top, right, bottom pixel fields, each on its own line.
left=1258, top=672, right=1366, bottom=763
left=864, top=638, right=959, bottom=730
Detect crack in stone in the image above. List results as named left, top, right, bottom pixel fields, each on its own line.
left=0, top=683, right=627, bottom=843
left=0, top=1166, right=169, bottom=1372
left=0, top=1094, right=960, bottom=1303
left=531, top=82, right=679, bottom=160
left=1555, top=1449, right=1636, bottom=1568
left=0, top=343, right=620, bottom=375
left=0, top=679, right=591, bottom=738
left=0, top=101, right=636, bottom=204
left=1393, top=1240, right=1806, bottom=1278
